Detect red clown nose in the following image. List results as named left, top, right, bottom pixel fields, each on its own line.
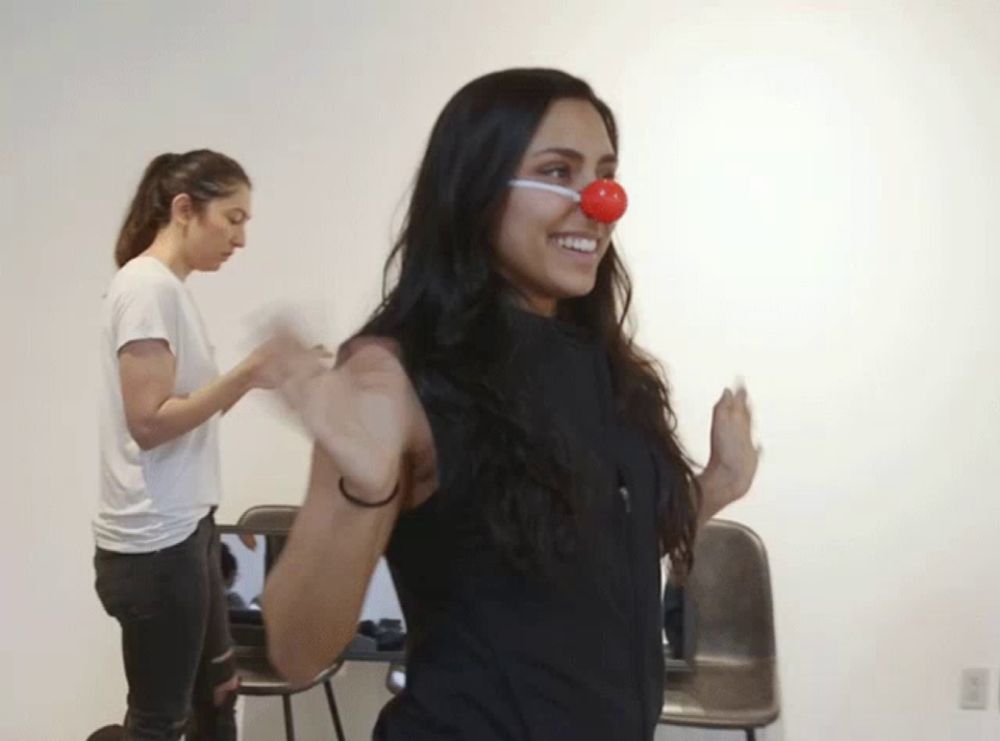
left=579, top=179, right=628, bottom=223
left=507, top=177, right=629, bottom=224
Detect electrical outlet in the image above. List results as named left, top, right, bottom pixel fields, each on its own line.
left=959, top=668, right=989, bottom=710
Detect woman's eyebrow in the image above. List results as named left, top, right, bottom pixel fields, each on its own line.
left=529, top=147, right=618, bottom=167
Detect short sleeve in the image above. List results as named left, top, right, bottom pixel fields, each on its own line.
left=109, top=273, right=179, bottom=354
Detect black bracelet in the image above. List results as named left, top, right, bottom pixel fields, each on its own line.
left=338, top=477, right=399, bottom=508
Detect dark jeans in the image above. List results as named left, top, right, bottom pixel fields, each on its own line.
left=95, top=512, right=237, bottom=741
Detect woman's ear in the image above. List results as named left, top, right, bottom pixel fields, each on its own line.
left=170, top=192, right=194, bottom=226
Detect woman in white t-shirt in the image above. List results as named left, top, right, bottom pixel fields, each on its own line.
left=94, top=150, right=283, bottom=741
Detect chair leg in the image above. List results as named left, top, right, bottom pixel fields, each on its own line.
left=281, top=694, right=296, bottom=741
left=323, top=678, right=348, bottom=741
left=745, top=728, right=757, bottom=741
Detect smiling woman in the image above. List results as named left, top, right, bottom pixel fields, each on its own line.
left=259, top=68, right=760, bottom=741
left=494, top=98, right=624, bottom=314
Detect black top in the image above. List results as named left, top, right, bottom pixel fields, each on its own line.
left=374, top=310, right=670, bottom=741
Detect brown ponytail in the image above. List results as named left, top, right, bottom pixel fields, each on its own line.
left=114, top=149, right=250, bottom=267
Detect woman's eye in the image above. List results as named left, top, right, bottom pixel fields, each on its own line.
left=539, top=164, right=571, bottom=179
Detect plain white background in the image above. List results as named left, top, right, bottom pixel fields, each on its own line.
left=2, top=2, right=998, bottom=739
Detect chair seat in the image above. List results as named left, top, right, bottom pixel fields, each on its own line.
left=661, top=657, right=779, bottom=729
left=234, top=652, right=343, bottom=697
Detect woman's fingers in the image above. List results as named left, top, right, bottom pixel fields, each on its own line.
left=734, top=385, right=748, bottom=407
left=716, top=382, right=753, bottom=420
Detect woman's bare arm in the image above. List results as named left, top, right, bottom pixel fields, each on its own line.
left=118, top=339, right=263, bottom=449
left=261, top=337, right=436, bottom=683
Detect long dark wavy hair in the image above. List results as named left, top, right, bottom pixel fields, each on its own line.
left=362, top=68, right=701, bottom=576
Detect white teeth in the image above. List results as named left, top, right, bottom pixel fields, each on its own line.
left=553, top=236, right=597, bottom=254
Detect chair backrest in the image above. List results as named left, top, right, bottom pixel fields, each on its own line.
left=233, top=504, right=299, bottom=576
left=222, top=505, right=300, bottom=651
left=687, top=519, right=775, bottom=661
left=236, top=504, right=299, bottom=531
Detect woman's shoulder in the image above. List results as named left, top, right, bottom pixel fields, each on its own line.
left=335, top=333, right=403, bottom=366
left=108, top=256, right=178, bottom=297
left=104, top=259, right=182, bottom=321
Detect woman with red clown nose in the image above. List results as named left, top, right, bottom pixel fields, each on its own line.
left=262, top=68, right=760, bottom=741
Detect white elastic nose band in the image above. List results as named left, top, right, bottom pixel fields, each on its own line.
left=508, top=178, right=580, bottom=202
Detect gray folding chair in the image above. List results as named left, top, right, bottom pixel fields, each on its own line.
left=659, top=519, right=780, bottom=740
left=226, top=505, right=347, bottom=741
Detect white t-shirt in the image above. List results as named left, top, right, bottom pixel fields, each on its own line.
left=94, top=256, right=222, bottom=553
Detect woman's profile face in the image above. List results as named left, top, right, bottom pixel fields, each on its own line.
left=493, top=98, right=618, bottom=316
left=182, top=183, right=252, bottom=272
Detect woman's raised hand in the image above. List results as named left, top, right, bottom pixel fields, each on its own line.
left=262, top=328, right=433, bottom=505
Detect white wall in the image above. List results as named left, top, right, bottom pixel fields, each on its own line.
left=2, top=1, right=998, bottom=740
